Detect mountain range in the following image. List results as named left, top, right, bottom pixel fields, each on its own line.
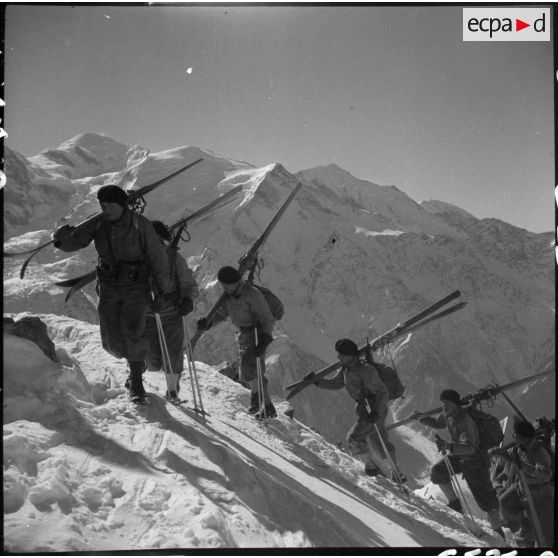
left=4, top=132, right=555, bottom=478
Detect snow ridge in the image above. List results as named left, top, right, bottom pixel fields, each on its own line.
left=3, top=314, right=503, bottom=551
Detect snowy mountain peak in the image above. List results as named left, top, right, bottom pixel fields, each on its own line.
left=26, top=132, right=148, bottom=183
left=55, top=132, right=131, bottom=156
left=421, top=199, right=478, bottom=221
left=297, top=163, right=382, bottom=189
left=296, top=163, right=465, bottom=239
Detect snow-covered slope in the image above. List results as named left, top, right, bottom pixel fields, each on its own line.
left=4, top=313, right=507, bottom=552
left=4, top=133, right=554, bottom=506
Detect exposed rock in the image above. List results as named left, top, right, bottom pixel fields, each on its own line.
left=4, top=316, right=57, bottom=362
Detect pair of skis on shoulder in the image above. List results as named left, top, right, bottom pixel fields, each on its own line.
left=4, top=157, right=204, bottom=279
left=388, top=366, right=554, bottom=431
left=54, top=177, right=244, bottom=301
left=284, top=290, right=467, bottom=401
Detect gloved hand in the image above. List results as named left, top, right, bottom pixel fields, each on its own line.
left=435, top=435, right=450, bottom=453
left=151, top=292, right=166, bottom=313
left=367, top=408, right=379, bottom=423
left=197, top=317, right=212, bottom=331
left=52, top=224, right=75, bottom=247
left=409, top=410, right=422, bottom=420
left=254, top=331, right=273, bottom=357
left=177, top=296, right=194, bottom=316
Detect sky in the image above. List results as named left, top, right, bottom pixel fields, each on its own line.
left=4, top=3, right=554, bottom=233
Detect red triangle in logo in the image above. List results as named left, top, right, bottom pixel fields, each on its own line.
left=516, top=19, right=530, bottom=31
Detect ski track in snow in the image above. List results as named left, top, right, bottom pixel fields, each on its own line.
left=3, top=314, right=507, bottom=552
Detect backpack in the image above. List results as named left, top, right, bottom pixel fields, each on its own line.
left=253, top=284, right=284, bottom=320
left=373, top=361, right=406, bottom=401
left=466, top=405, right=505, bottom=450
left=363, top=348, right=405, bottom=401
left=363, top=340, right=405, bottom=401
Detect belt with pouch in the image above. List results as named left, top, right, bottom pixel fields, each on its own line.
left=97, top=260, right=147, bottom=282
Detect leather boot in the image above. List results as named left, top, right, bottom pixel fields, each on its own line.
left=129, top=360, right=146, bottom=399
left=247, top=391, right=260, bottom=414
left=447, top=498, right=463, bottom=514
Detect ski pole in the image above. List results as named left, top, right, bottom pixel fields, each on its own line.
left=373, top=423, right=407, bottom=496
left=373, top=422, right=400, bottom=483
left=365, top=400, right=399, bottom=482
left=187, top=329, right=205, bottom=418
left=154, top=313, right=180, bottom=396
left=182, top=317, right=199, bottom=411
left=493, top=381, right=547, bottom=545
left=440, top=445, right=482, bottom=537
left=183, top=317, right=206, bottom=421
left=254, top=327, right=266, bottom=418
left=512, top=459, right=546, bottom=547
left=182, top=320, right=201, bottom=406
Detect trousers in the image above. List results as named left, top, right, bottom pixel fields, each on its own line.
left=144, top=307, right=184, bottom=374
left=431, top=452, right=498, bottom=512
left=97, top=281, right=150, bottom=362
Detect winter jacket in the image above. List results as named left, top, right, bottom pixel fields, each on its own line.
left=172, top=249, right=198, bottom=301
left=420, top=407, right=480, bottom=458
left=55, top=209, right=171, bottom=293
left=147, top=245, right=198, bottom=317
left=211, top=281, right=275, bottom=335
left=493, top=440, right=553, bottom=490
left=316, top=358, right=389, bottom=416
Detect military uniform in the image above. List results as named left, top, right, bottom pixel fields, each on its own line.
left=316, top=358, right=398, bottom=472
left=55, top=209, right=171, bottom=364
left=144, top=246, right=197, bottom=376
left=422, top=408, right=500, bottom=512
left=492, top=439, right=554, bottom=545
left=211, top=281, right=275, bottom=384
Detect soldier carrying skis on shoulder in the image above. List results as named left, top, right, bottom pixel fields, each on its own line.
left=52, top=185, right=172, bottom=402
left=142, top=220, right=198, bottom=400
left=489, top=418, right=554, bottom=547
left=305, top=338, right=405, bottom=482
left=418, top=389, right=504, bottom=537
left=196, top=265, right=276, bottom=419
